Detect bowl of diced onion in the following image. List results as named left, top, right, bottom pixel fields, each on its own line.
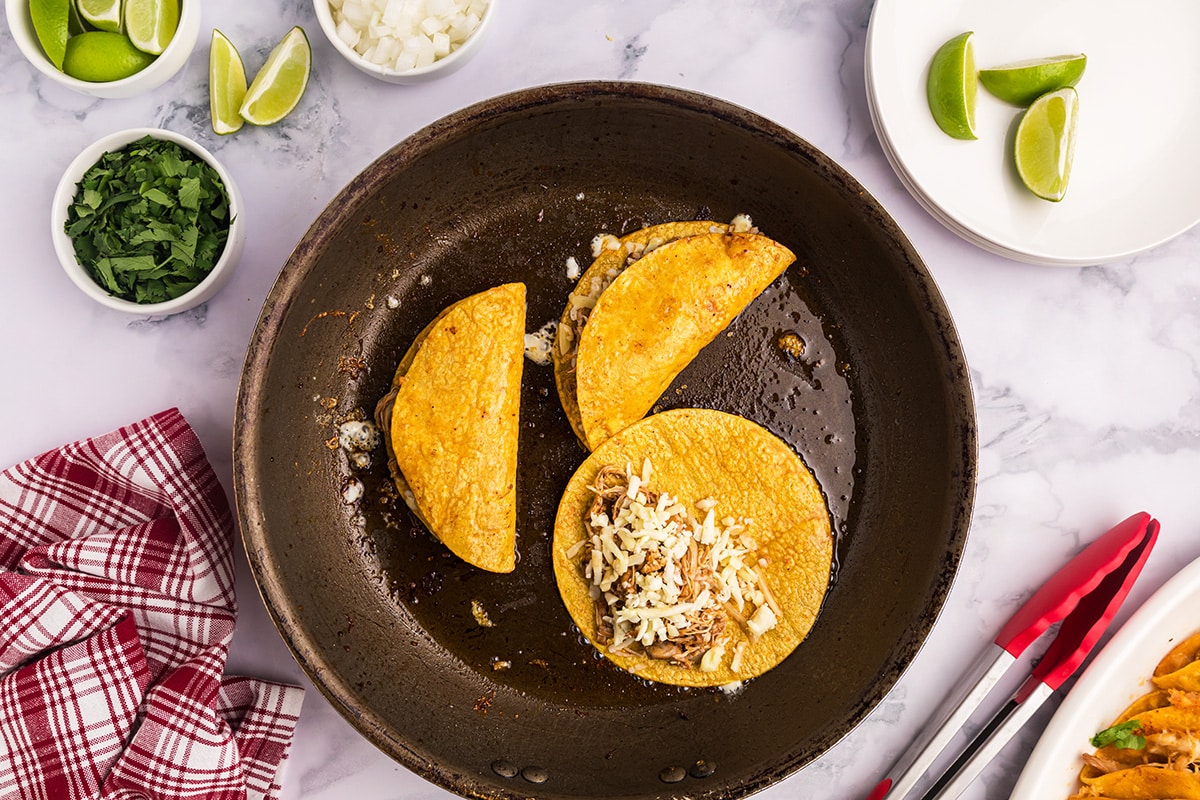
left=314, top=0, right=495, bottom=83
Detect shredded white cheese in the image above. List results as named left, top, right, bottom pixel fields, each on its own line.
left=565, top=256, right=581, bottom=281
left=590, top=233, right=620, bottom=257
left=729, top=213, right=754, bottom=233
left=581, top=460, right=778, bottom=670
left=342, top=479, right=365, bottom=503
left=523, top=319, right=558, bottom=366
left=338, top=419, right=381, bottom=468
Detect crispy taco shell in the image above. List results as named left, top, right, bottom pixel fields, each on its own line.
left=1152, top=630, right=1200, bottom=691
left=378, top=282, right=525, bottom=573
left=551, top=408, right=832, bottom=687
left=552, top=220, right=729, bottom=444
left=1080, top=763, right=1200, bottom=798
left=574, top=231, right=794, bottom=450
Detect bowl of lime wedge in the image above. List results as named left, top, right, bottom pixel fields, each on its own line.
left=6, top=0, right=200, bottom=98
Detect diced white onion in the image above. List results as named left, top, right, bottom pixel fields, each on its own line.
left=329, top=0, right=490, bottom=71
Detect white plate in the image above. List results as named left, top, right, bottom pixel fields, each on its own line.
left=865, top=58, right=1038, bottom=263
left=866, top=0, right=1200, bottom=265
left=1010, top=554, right=1200, bottom=800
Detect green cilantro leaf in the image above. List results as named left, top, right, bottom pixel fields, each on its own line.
left=1090, top=719, right=1146, bottom=750
left=64, top=135, right=233, bottom=304
left=141, top=187, right=174, bottom=207
left=178, top=176, right=201, bottom=210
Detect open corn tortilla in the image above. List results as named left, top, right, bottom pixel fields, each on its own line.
left=551, top=408, right=833, bottom=687
left=377, top=282, right=525, bottom=573
left=569, top=230, right=795, bottom=450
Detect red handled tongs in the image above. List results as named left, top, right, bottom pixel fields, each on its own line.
left=866, top=511, right=1159, bottom=800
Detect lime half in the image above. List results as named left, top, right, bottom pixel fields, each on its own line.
left=239, top=27, right=311, bottom=126
left=1014, top=87, right=1079, bottom=202
left=927, top=31, right=977, bottom=140
left=980, top=54, right=1087, bottom=106
left=210, top=29, right=247, bottom=135
left=124, top=0, right=180, bottom=55
left=62, top=30, right=156, bottom=81
left=30, top=0, right=71, bottom=69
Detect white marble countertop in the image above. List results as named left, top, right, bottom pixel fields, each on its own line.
left=4, top=1, right=1200, bottom=798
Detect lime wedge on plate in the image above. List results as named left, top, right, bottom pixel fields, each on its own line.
left=62, top=30, right=156, bottom=81
left=239, top=26, right=311, bottom=126
left=927, top=31, right=978, bottom=140
left=30, top=0, right=71, bottom=69
left=981, top=54, right=1087, bottom=106
left=1014, top=87, right=1079, bottom=202
left=210, top=29, right=247, bottom=135
left=76, top=0, right=123, bottom=32
left=124, top=0, right=180, bottom=55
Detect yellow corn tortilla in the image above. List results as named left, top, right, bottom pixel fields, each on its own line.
left=553, top=220, right=729, bottom=444
left=551, top=408, right=833, bottom=687
left=573, top=231, right=795, bottom=450
left=1080, top=764, right=1200, bottom=798
left=1152, top=630, right=1200, bottom=690
left=380, top=282, right=525, bottom=573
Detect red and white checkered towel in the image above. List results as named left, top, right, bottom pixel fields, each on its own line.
left=0, top=409, right=304, bottom=800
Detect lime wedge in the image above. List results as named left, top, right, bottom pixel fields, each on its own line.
left=210, top=29, right=247, bottom=135
left=239, top=26, right=311, bottom=126
left=123, top=0, right=179, bottom=55
left=927, top=31, right=977, bottom=140
left=1014, top=87, right=1079, bottom=202
left=67, top=0, right=85, bottom=34
left=62, top=29, right=155, bottom=81
left=76, top=0, right=123, bottom=33
left=980, top=54, right=1087, bottom=106
left=30, top=0, right=71, bottom=69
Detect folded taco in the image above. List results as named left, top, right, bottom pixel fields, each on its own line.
left=553, top=220, right=731, bottom=444
left=375, top=282, right=525, bottom=573
left=552, top=408, right=832, bottom=687
left=552, top=217, right=795, bottom=451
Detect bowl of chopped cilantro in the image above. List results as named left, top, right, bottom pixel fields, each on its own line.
left=51, top=128, right=244, bottom=314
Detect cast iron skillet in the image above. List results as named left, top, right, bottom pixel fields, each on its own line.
left=234, top=82, right=976, bottom=800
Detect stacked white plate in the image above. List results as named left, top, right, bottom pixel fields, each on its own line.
left=865, top=0, right=1200, bottom=266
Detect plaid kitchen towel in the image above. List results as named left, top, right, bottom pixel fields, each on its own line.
left=0, top=409, right=304, bottom=800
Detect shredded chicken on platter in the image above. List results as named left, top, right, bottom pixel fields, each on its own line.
left=1071, top=679, right=1200, bottom=798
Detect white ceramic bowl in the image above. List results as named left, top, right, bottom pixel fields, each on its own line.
left=313, top=0, right=496, bottom=84
left=51, top=128, right=245, bottom=316
left=6, top=0, right=200, bottom=99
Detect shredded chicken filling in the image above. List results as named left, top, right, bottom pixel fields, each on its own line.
left=569, top=459, right=779, bottom=671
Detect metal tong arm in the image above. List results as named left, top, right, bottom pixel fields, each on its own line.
left=866, top=512, right=1158, bottom=800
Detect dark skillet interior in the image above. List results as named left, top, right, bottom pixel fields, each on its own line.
left=235, top=82, right=976, bottom=800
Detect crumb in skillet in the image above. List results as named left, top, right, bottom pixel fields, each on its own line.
left=471, top=599, right=494, bottom=628
left=474, top=689, right=496, bottom=716
left=777, top=331, right=805, bottom=359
